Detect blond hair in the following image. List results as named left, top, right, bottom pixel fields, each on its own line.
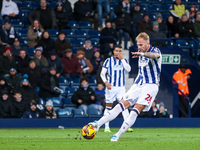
left=136, top=32, right=150, bottom=43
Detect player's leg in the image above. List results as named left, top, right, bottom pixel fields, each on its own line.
left=104, top=103, right=112, bottom=132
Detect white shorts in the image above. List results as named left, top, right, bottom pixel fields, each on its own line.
left=123, top=84, right=159, bottom=112
left=105, top=86, right=126, bottom=103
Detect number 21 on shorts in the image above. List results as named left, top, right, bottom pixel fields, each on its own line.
left=145, top=94, right=152, bottom=104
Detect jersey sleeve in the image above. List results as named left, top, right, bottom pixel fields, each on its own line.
left=103, top=58, right=110, bottom=69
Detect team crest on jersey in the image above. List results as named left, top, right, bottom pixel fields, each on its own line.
left=139, top=57, right=149, bottom=66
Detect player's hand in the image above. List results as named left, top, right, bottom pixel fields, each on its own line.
left=117, top=53, right=124, bottom=60
left=91, top=96, right=95, bottom=100
left=131, top=52, right=143, bottom=58
left=105, top=81, right=111, bottom=90
left=78, top=99, right=82, bottom=104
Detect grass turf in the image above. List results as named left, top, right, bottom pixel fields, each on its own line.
left=0, top=128, right=199, bottom=150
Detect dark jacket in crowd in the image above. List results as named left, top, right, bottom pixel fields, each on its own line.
left=0, top=25, right=18, bottom=45
left=166, top=19, right=179, bottom=37
left=79, top=45, right=98, bottom=60
left=48, top=55, right=64, bottom=75
left=158, top=111, right=169, bottom=118
left=95, top=88, right=105, bottom=109
left=178, top=20, right=194, bottom=38
left=54, top=7, right=68, bottom=30
left=145, top=107, right=159, bottom=118
left=0, top=54, right=16, bottom=75
left=10, top=45, right=26, bottom=56
left=15, top=55, right=31, bottom=74
left=114, top=1, right=131, bottom=33
left=100, top=27, right=118, bottom=46
left=28, top=6, right=57, bottom=30
left=41, top=108, right=59, bottom=119
left=39, top=72, right=60, bottom=99
left=0, top=80, right=14, bottom=96
left=17, top=85, right=39, bottom=104
left=4, top=74, right=23, bottom=91
left=193, top=20, right=200, bottom=38
left=61, top=54, right=81, bottom=75
left=131, top=8, right=144, bottom=28
left=36, top=32, right=56, bottom=58
left=91, top=56, right=103, bottom=74
left=13, top=98, right=29, bottom=118
left=158, top=22, right=168, bottom=34
left=0, top=96, right=15, bottom=118
left=137, top=19, right=153, bottom=34
left=23, top=108, right=40, bottom=119
left=22, top=66, right=42, bottom=88
left=62, top=0, right=73, bottom=20
left=55, top=38, right=71, bottom=57
left=72, top=85, right=96, bottom=107
left=146, top=30, right=167, bottom=47
left=74, top=0, right=94, bottom=21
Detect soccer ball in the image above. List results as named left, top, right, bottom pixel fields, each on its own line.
left=82, top=124, right=96, bottom=140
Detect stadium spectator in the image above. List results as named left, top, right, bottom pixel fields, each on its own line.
left=13, top=91, right=29, bottom=118
left=15, top=49, right=31, bottom=74
left=28, top=0, right=57, bottom=30
left=158, top=102, right=169, bottom=118
left=0, top=90, right=15, bottom=118
left=166, top=15, right=179, bottom=38
left=54, top=2, right=68, bottom=31
left=61, top=49, right=81, bottom=80
left=79, top=39, right=98, bottom=60
left=96, top=66, right=104, bottom=84
left=130, top=2, right=144, bottom=28
left=91, top=51, right=103, bottom=75
left=0, top=19, right=18, bottom=45
left=1, top=0, right=19, bottom=20
left=23, top=100, right=40, bottom=119
left=48, top=50, right=64, bottom=78
left=173, top=64, right=192, bottom=117
left=41, top=100, right=59, bottom=119
left=10, top=38, right=26, bottom=57
left=76, top=50, right=94, bottom=78
left=74, top=0, right=98, bottom=30
left=0, top=75, right=14, bottom=95
left=193, top=13, right=200, bottom=39
left=33, top=46, right=49, bottom=72
left=39, top=66, right=61, bottom=99
left=189, top=4, right=198, bottom=23
left=146, top=21, right=167, bottom=47
left=72, top=77, right=98, bottom=114
left=36, top=30, right=56, bottom=59
left=115, top=0, right=132, bottom=49
left=4, top=68, right=22, bottom=91
left=145, top=99, right=159, bottom=118
left=156, top=13, right=168, bottom=34
left=0, top=46, right=16, bottom=75
left=178, top=14, right=194, bottom=38
left=22, top=60, right=42, bottom=88
left=95, top=82, right=106, bottom=113
left=137, top=13, right=152, bottom=34
left=169, top=0, right=189, bottom=24
left=100, top=19, right=118, bottom=59
left=59, top=0, right=73, bottom=20
left=96, top=0, right=110, bottom=31
left=55, top=30, right=71, bottom=57
left=27, top=20, right=44, bottom=48
left=17, top=77, right=39, bottom=104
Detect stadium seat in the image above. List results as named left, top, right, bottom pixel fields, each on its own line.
left=130, top=0, right=150, bottom=4
left=74, top=30, right=88, bottom=38
left=32, top=2, right=40, bottom=9
left=10, top=20, right=23, bottom=28
left=110, top=3, right=117, bottom=11
left=162, top=13, right=171, bottom=21
left=88, top=108, right=102, bottom=118
left=91, top=38, right=100, bottom=48
left=139, top=4, right=149, bottom=11
left=189, top=41, right=196, bottom=49
left=23, top=19, right=31, bottom=28
left=149, top=13, right=159, bottom=21
left=46, top=97, right=62, bottom=107
left=148, top=4, right=162, bottom=12
left=65, top=87, right=77, bottom=96
left=63, top=29, right=75, bottom=38
left=88, top=30, right=100, bottom=38
left=70, top=77, right=81, bottom=86
left=70, top=39, right=84, bottom=47
left=17, top=29, right=28, bottom=37
left=180, top=0, right=189, bottom=4
left=57, top=108, right=73, bottom=118
left=72, top=109, right=88, bottom=118
left=175, top=40, right=190, bottom=49
left=18, top=1, right=33, bottom=10
left=88, top=77, right=97, bottom=86
left=59, top=76, right=70, bottom=86
left=111, top=0, right=119, bottom=4
left=151, top=0, right=164, bottom=4
left=67, top=21, right=79, bottom=29
left=27, top=47, right=35, bottom=56
left=72, top=47, right=79, bottom=54
left=20, top=37, right=28, bottom=46
left=47, top=2, right=56, bottom=9
left=164, top=0, right=174, bottom=4
left=35, top=87, right=40, bottom=94
left=62, top=97, right=76, bottom=107
left=47, top=29, right=59, bottom=37
left=161, top=4, right=171, bottom=13
left=39, top=98, right=45, bottom=106
left=20, top=10, right=31, bottom=19
left=78, top=21, right=92, bottom=29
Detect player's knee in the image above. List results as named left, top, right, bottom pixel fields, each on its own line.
left=134, top=104, right=145, bottom=112
left=120, top=99, right=131, bottom=109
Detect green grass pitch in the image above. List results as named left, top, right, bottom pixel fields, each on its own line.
left=0, top=128, right=200, bottom=150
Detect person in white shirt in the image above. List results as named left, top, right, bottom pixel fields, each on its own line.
left=1, top=0, right=19, bottom=20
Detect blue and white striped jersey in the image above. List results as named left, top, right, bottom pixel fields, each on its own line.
left=135, top=46, right=162, bottom=85
left=103, top=56, right=130, bottom=87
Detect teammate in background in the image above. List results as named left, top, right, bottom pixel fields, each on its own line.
left=89, top=32, right=162, bottom=141
left=100, top=45, right=133, bottom=133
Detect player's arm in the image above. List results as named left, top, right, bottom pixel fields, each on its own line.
left=101, top=60, right=112, bottom=89
left=117, top=53, right=131, bottom=72
left=131, top=51, right=160, bottom=59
